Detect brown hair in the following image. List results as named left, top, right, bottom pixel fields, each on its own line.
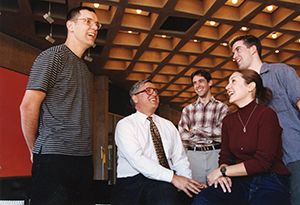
left=235, top=69, right=272, bottom=106
left=229, top=35, right=262, bottom=59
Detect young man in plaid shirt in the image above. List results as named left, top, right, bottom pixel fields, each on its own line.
left=179, top=69, right=229, bottom=185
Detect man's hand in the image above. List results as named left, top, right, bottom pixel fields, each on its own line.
left=171, top=174, right=207, bottom=197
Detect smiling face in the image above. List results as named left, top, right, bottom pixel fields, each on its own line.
left=232, top=40, right=255, bottom=69
left=68, top=9, right=99, bottom=49
left=192, top=74, right=212, bottom=99
left=132, top=82, right=159, bottom=116
left=226, top=72, right=255, bottom=107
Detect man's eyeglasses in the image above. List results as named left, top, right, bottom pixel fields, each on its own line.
left=71, top=18, right=102, bottom=30
left=134, top=87, right=159, bottom=95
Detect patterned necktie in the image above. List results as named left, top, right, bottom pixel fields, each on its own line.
left=147, top=116, right=170, bottom=169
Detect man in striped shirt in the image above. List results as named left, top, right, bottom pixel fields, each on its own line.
left=20, top=6, right=100, bottom=205
left=179, top=69, right=229, bottom=185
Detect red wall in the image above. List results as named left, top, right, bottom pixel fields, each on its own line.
left=0, top=67, right=32, bottom=177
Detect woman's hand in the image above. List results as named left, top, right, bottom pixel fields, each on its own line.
left=207, top=168, right=222, bottom=186
left=213, top=177, right=232, bottom=193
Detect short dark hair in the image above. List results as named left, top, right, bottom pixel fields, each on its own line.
left=229, top=34, right=262, bottom=59
left=234, top=69, right=272, bottom=106
left=66, top=6, right=96, bottom=21
left=129, top=79, right=152, bottom=107
left=191, top=69, right=211, bottom=85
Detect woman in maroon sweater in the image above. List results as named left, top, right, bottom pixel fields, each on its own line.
left=193, top=69, right=291, bottom=205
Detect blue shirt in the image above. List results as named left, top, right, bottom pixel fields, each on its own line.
left=260, top=62, right=300, bottom=164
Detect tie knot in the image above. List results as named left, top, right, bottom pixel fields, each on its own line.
left=147, top=116, right=153, bottom=122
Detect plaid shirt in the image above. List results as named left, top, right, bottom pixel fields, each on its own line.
left=178, top=96, right=229, bottom=147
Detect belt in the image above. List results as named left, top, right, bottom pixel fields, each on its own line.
left=187, top=144, right=221, bottom=152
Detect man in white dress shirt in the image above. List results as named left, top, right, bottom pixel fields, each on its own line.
left=110, top=79, right=206, bottom=205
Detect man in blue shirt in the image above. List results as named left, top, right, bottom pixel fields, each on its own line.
left=229, top=34, right=300, bottom=205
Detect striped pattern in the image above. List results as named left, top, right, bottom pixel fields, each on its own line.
left=27, top=44, right=92, bottom=156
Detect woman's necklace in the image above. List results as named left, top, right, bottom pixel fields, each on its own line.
left=237, top=104, right=257, bottom=133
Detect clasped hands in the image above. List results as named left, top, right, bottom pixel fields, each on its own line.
left=207, top=168, right=232, bottom=193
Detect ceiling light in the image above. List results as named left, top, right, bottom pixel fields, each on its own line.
left=241, top=26, right=248, bottom=31
left=272, top=33, right=277, bottom=39
left=275, top=50, right=280, bottom=53
left=45, top=25, right=55, bottom=44
left=210, top=21, right=216, bottom=26
left=128, top=31, right=132, bottom=34
left=222, top=42, right=228, bottom=46
left=194, top=39, right=198, bottom=42
left=136, top=9, right=142, bottom=14
left=94, top=3, right=100, bottom=8
left=84, top=49, right=93, bottom=62
left=162, top=35, right=167, bottom=38
left=43, top=2, right=54, bottom=24
left=267, top=5, right=273, bottom=11
left=232, top=0, right=238, bottom=4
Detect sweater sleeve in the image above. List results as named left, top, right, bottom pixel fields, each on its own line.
left=243, top=109, right=282, bottom=175
left=219, top=115, right=236, bottom=166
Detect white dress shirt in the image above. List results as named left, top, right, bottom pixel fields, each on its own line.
left=115, top=111, right=192, bottom=183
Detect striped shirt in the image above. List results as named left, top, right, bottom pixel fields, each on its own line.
left=27, top=44, right=92, bottom=156
left=178, top=96, right=229, bottom=147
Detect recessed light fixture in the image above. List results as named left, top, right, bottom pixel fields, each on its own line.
left=275, top=50, right=280, bottom=53
left=194, top=39, right=198, bottom=42
left=162, top=35, right=167, bottom=38
left=272, top=33, right=277, bottom=39
left=232, top=0, right=238, bottom=4
left=128, top=31, right=133, bottom=34
left=241, top=26, right=248, bottom=31
left=221, top=42, right=228, bottom=46
left=210, top=21, right=216, bottom=26
left=267, top=5, right=273, bottom=11
left=136, top=9, right=142, bottom=14
left=94, top=3, right=100, bottom=8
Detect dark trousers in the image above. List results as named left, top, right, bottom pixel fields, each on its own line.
left=110, top=174, right=179, bottom=205
left=192, top=173, right=290, bottom=205
left=30, top=154, right=94, bottom=205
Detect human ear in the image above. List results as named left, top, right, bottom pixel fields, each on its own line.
left=66, top=20, right=74, bottom=32
left=208, top=79, right=213, bottom=87
left=250, top=45, right=257, bottom=55
left=132, top=95, right=138, bottom=104
left=248, top=82, right=256, bottom=92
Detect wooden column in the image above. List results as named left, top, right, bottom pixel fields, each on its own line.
left=91, top=75, right=109, bottom=180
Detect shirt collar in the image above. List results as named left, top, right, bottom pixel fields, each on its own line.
left=260, top=62, right=269, bottom=75
left=194, top=96, right=215, bottom=105
left=136, top=110, right=156, bottom=124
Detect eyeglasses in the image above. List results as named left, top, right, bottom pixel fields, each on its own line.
left=71, top=18, right=102, bottom=30
left=134, top=87, right=159, bottom=95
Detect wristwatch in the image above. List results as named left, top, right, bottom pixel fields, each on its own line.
left=220, top=166, right=227, bottom=177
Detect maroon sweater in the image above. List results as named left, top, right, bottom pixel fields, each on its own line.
left=219, top=100, right=291, bottom=176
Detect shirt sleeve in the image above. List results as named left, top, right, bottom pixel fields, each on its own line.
left=243, top=109, right=282, bottom=175
left=115, top=118, right=174, bottom=182
left=26, top=49, right=64, bottom=93
left=211, top=103, right=229, bottom=137
left=178, top=106, right=194, bottom=145
left=219, top=116, right=236, bottom=166
left=167, top=122, right=192, bottom=179
left=279, top=64, right=300, bottom=106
